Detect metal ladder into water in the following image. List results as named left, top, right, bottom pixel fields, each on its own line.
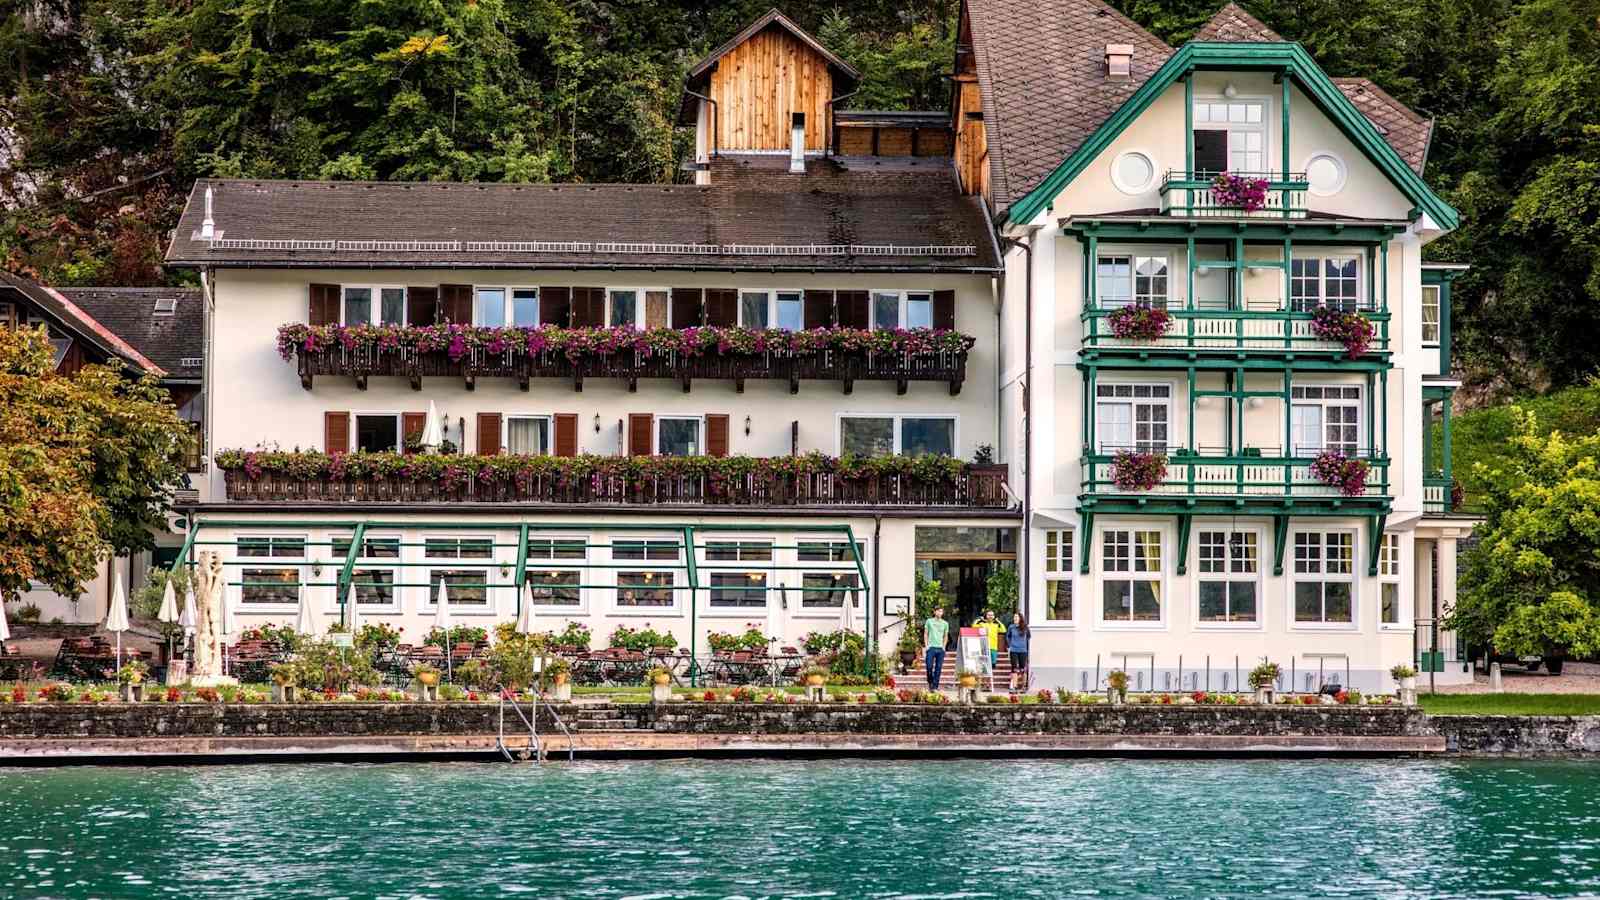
left=496, top=689, right=574, bottom=763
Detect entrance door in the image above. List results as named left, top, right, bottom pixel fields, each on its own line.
left=929, top=560, right=989, bottom=647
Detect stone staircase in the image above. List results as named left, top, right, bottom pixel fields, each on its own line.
left=567, top=703, right=649, bottom=733
left=902, top=652, right=1024, bottom=691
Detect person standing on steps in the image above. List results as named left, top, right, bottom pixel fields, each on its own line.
left=977, top=610, right=1003, bottom=675
left=1007, top=612, right=1030, bottom=692
left=923, top=606, right=949, bottom=691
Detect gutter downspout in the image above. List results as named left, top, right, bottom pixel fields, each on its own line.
left=199, top=267, right=217, bottom=502
left=682, top=89, right=718, bottom=163
left=873, top=514, right=882, bottom=666
left=1001, top=235, right=1033, bottom=615
left=824, top=88, right=860, bottom=157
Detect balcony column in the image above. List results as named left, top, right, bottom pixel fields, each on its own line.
left=1280, top=69, right=1291, bottom=179
left=1413, top=536, right=1435, bottom=668
left=1441, top=391, right=1454, bottom=490
left=1435, top=536, right=1458, bottom=687
left=1282, top=367, right=1293, bottom=456
left=1186, top=366, right=1196, bottom=453
left=1184, top=72, right=1194, bottom=176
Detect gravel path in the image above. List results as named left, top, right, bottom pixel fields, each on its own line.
left=1431, top=660, right=1600, bottom=694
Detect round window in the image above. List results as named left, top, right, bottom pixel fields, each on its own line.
left=1304, top=153, right=1347, bottom=196
left=1111, top=151, right=1156, bottom=195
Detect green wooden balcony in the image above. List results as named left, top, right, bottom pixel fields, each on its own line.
left=1423, top=474, right=1458, bottom=515
left=1081, top=303, right=1390, bottom=361
left=1080, top=450, right=1391, bottom=514
left=1158, top=170, right=1310, bottom=219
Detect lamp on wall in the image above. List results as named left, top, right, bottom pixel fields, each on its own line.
left=1223, top=82, right=1238, bottom=99
left=744, top=415, right=752, bottom=436
left=594, top=414, right=602, bottom=433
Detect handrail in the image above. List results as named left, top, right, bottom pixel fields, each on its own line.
left=496, top=687, right=574, bottom=763
left=1081, top=452, right=1392, bottom=500
left=1080, top=305, right=1390, bottom=355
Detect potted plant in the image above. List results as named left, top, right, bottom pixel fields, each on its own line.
left=799, top=664, right=829, bottom=688
left=116, top=660, right=148, bottom=702
left=1106, top=669, right=1129, bottom=705
left=646, top=665, right=672, bottom=687
left=958, top=670, right=979, bottom=689
left=541, top=657, right=573, bottom=702
left=896, top=628, right=920, bottom=673
left=1249, top=661, right=1281, bottom=704
left=1390, top=664, right=1418, bottom=692
left=268, top=662, right=298, bottom=703
left=410, top=662, right=441, bottom=701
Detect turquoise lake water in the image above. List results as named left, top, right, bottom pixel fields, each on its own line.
left=1, top=759, right=1598, bottom=898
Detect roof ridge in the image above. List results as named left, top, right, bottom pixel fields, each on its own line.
left=1191, top=2, right=1284, bottom=44
left=685, top=8, right=859, bottom=83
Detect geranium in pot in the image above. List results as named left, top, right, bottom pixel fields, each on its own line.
left=799, top=664, right=830, bottom=688
left=1106, top=669, right=1129, bottom=705
left=116, top=660, right=149, bottom=702
left=412, top=662, right=441, bottom=701
left=1248, top=662, right=1281, bottom=704
left=1389, top=664, right=1417, bottom=693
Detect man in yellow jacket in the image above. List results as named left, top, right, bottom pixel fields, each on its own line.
left=975, top=610, right=1003, bottom=675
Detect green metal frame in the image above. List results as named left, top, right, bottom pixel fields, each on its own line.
left=1422, top=266, right=1464, bottom=377
left=1010, top=42, right=1458, bottom=230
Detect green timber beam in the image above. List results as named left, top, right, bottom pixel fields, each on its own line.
left=171, top=517, right=199, bottom=578
left=1077, top=354, right=1392, bottom=373
left=843, top=524, right=873, bottom=674
left=1273, top=515, right=1290, bottom=577
left=335, top=521, right=366, bottom=629
left=1176, top=514, right=1193, bottom=576
left=1062, top=222, right=1403, bottom=244
left=1366, top=515, right=1387, bottom=577
left=682, top=525, right=700, bottom=687
left=511, top=522, right=530, bottom=617
left=1079, top=512, right=1095, bottom=575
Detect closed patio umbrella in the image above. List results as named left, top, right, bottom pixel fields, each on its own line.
left=106, top=570, right=131, bottom=669
left=157, top=577, right=180, bottom=671
left=433, top=581, right=453, bottom=682
left=515, top=581, right=537, bottom=635
left=0, top=597, right=10, bottom=644
left=344, top=583, right=363, bottom=637
left=294, top=583, right=319, bottom=638
left=179, top=582, right=197, bottom=656
left=421, top=399, right=443, bottom=450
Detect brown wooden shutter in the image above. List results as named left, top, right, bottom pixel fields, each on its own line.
left=476, top=413, right=502, bottom=457
left=803, top=290, right=835, bottom=329
left=401, top=411, right=426, bottom=454
left=554, top=414, right=579, bottom=457
left=932, top=289, right=956, bottom=331
left=406, top=286, right=439, bottom=326
left=671, top=288, right=704, bottom=328
left=705, top=414, right=730, bottom=458
left=627, top=413, right=654, bottom=456
left=704, top=288, right=738, bottom=326
left=836, top=290, right=869, bottom=329
left=439, top=284, right=473, bottom=324
left=571, top=287, right=606, bottom=327
left=324, top=411, right=351, bottom=453
left=540, top=287, right=572, bottom=327
left=644, top=290, right=669, bottom=328
left=309, top=284, right=341, bottom=325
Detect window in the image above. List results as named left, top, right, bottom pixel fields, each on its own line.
left=343, top=286, right=405, bottom=325
left=1095, top=384, right=1170, bottom=453
left=705, top=541, right=773, bottom=562
left=331, top=535, right=400, bottom=609
left=238, top=536, right=305, bottom=606
left=1290, top=257, right=1361, bottom=312
left=354, top=414, right=401, bottom=453
left=1193, top=99, right=1266, bottom=173
left=797, top=541, right=861, bottom=563
left=527, top=537, right=587, bottom=561
left=1196, top=531, right=1258, bottom=624
left=1293, top=531, right=1355, bottom=625
left=512, top=289, right=539, bottom=327
left=505, top=415, right=552, bottom=455
left=525, top=536, right=584, bottom=607
left=474, top=287, right=539, bottom=326
left=1290, top=385, right=1361, bottom=456
left=737, top=290, right=804, bottom=331
left=1379, top=533, right=1401, bottom=625
left=1102, top=530, right=1162, bottom=623
left=1097, top=255, right=1169, bottom=309
left=614, top=539, right=680, bottom=561
left=801, top=572, right=859, bottom=608
left=1421, top=286, right=1441, bottom=346
left=869, top=290, right=934, bottom=330
left=1044, top=530, right=1073, bottom=621
left=775, top=291, right=803, bottom=331
left=617, top=570, right=675, bottom=607
left=740, top=291, right=770, bottom=329
left=839, top=415, right=956, bottom=457
left=710, top=571, right=767, bottom=608
left=474, top=288, right=506, bottom=327
left=657, top=417, right=701, bottom=457
left=609, top=289, right=639, bottom=327
left=424, top=537, right=494, bottom=608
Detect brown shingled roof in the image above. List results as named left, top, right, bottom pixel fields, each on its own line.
left=1192, top=3, right=1283, bottom=43
left=1333, top=78, right=1433, bottom=175
left=59, top=287, right=203, bottom=380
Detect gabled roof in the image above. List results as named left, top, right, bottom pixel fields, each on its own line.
left=58, top=287, right=203, bottom=381
left=0, top=271, right=166, bottom=376
left=677, top=9, right=858, bottom=125
left=1333, top=77, right=1433, bottom=176
left=1192, top=3, right=1283, bottom=43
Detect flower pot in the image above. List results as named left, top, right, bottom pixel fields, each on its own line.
left=652, top=672, right=671, bottom=687
left=958, top=673, right=978, bottom=689
left=553, top=672, right=569, bottom=687
left=898, top=650, right=916, bottom=672
left=417, top=671, right=440, bottom=687
left=119, top=683, right=143, bottom=703
left=1399, top=675, right=1417, bottom=692
left=1106, top=688, right=1124, bottom=706
left=805, top=674, right=825, bottom=688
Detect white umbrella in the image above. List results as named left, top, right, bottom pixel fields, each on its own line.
left=433, top=581, right=453, bottom=682
left=157, top=578, right=179, bottom=624
left=294, top=583, right=320, bottom=638
left=515, top=581, right=537, bottom=635
left=0, top=599, right=10, bottom=643
left=839, top=577, right=856, bottom=634
left=179, top=581, right=197, bottom=660
left=344, top=584, right=363, bottom=637
left=421, top=399, right=443, bottom=450
left=105, top=570, right=131, bottom=668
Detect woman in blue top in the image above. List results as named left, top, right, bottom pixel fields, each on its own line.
left=1006, top=612, right=1030, bottom=691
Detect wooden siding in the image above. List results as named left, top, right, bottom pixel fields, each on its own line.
left=954, top=75, right=989, bottom=200
left=709, top=26, right=833, bottom=152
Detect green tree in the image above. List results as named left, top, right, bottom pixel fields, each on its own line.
left=1449, top=409, right=1600, bottom=661
left=0, top=326, right=191, bottom=602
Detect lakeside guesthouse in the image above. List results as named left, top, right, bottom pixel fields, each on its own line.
left=25, top=2, right=1472, bottom=695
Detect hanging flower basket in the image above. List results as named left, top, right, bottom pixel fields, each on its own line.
left=1109, top=450, right=1168, bottom=491
left=1107, top=304, right=1173, bottom=341
left=1310, top=451, right=1370, bottom=497
left=1210, top=172, right=1269, bottom=212
left=1309, top=307, right=1376, bottom=358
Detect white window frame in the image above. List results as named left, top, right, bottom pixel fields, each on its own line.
left=328, top=532, right=402, bottom=614
left=656, top=415, right=704, bottom=458
left=794, top=537, right=863, bottom=617
left=503, top=414, right=555, bottom=456
left=1192, top=96, right=1270, bottom=173
left=1289, top=384, right=1363, bottom=457
left=421, top=534, right=498, bottom=616
left=1421, top=285, right=1441, bottom=347
left=603, top=286, right=670, bottom=329
left=524, top=534, right=587, bottom=612
left=1289, top=254, right=1363, bottom=313
left=1290, top=529, right=1358, bottom=629
left=868, top=289, right=935, bottom=330
left=1193, top=528, right=1262, bottom=629
left=700, top=538, right=773, bottom=615
left=1041, top=529, right=1075, bottom=626
left=610, top=535, right=683, bottom=615
left=351, top=411, right=404, bottom=454
left=471, top=285, right=542, bottom=328
left=1378, top=532, right=1404, bottom=629
left=1098, top=527, right=1165, bottom=628
left=235, top=534, right=308, bottom=611
left=1096, top=253, right=1171, bottom=309
left=340, top=284, right=407, bottom=326
left=1094, top=382, right=1172, bottom=454
left=836, top=413, right=959, bottom=457
left=734, top=288, right=808, bottom=331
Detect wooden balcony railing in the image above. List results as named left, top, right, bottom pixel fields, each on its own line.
left=223, top=464, right=1013, bottom=509
left=1158, top=170, right=1310, bottom=219
left=295, top=344, right=970, bottom=395
left=1082, top=304, right=1389, bottom=356
left=1081, top=452, right=1390, bottom=507
left=1423, top=474, right=1460, bottom=515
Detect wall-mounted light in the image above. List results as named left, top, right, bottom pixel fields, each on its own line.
left=593, top=414, right=602, bottom=433
left=310, top=558, right=324, bottom=577
left=744, top=415, right=752, bottom=436
left=1249, top=397, right=1266, bottom=409
left=1223, top=82, right=1238, bottom=99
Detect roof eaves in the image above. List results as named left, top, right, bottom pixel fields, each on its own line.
left=685, top=9, right=860, bottom=84
left=0, top=272, right=167, bottom=375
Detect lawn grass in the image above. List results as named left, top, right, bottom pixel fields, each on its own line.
left=1418, top=693, right=1600, bottom=716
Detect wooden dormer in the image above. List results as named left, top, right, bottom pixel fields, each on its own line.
left=678, top=9, right=859, bottom=170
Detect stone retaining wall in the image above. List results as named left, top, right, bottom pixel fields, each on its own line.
left=1430, top=715, right=1600, bottom=755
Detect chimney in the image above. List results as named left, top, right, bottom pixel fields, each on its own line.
left=1105, top=44, right=1134, bottom=80
left=194, top=184, right=218, bottom=241
left=789, top=112, right=806, bottom=173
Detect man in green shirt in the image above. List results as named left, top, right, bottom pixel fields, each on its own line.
left=923, top=606, right=949, bottom=690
